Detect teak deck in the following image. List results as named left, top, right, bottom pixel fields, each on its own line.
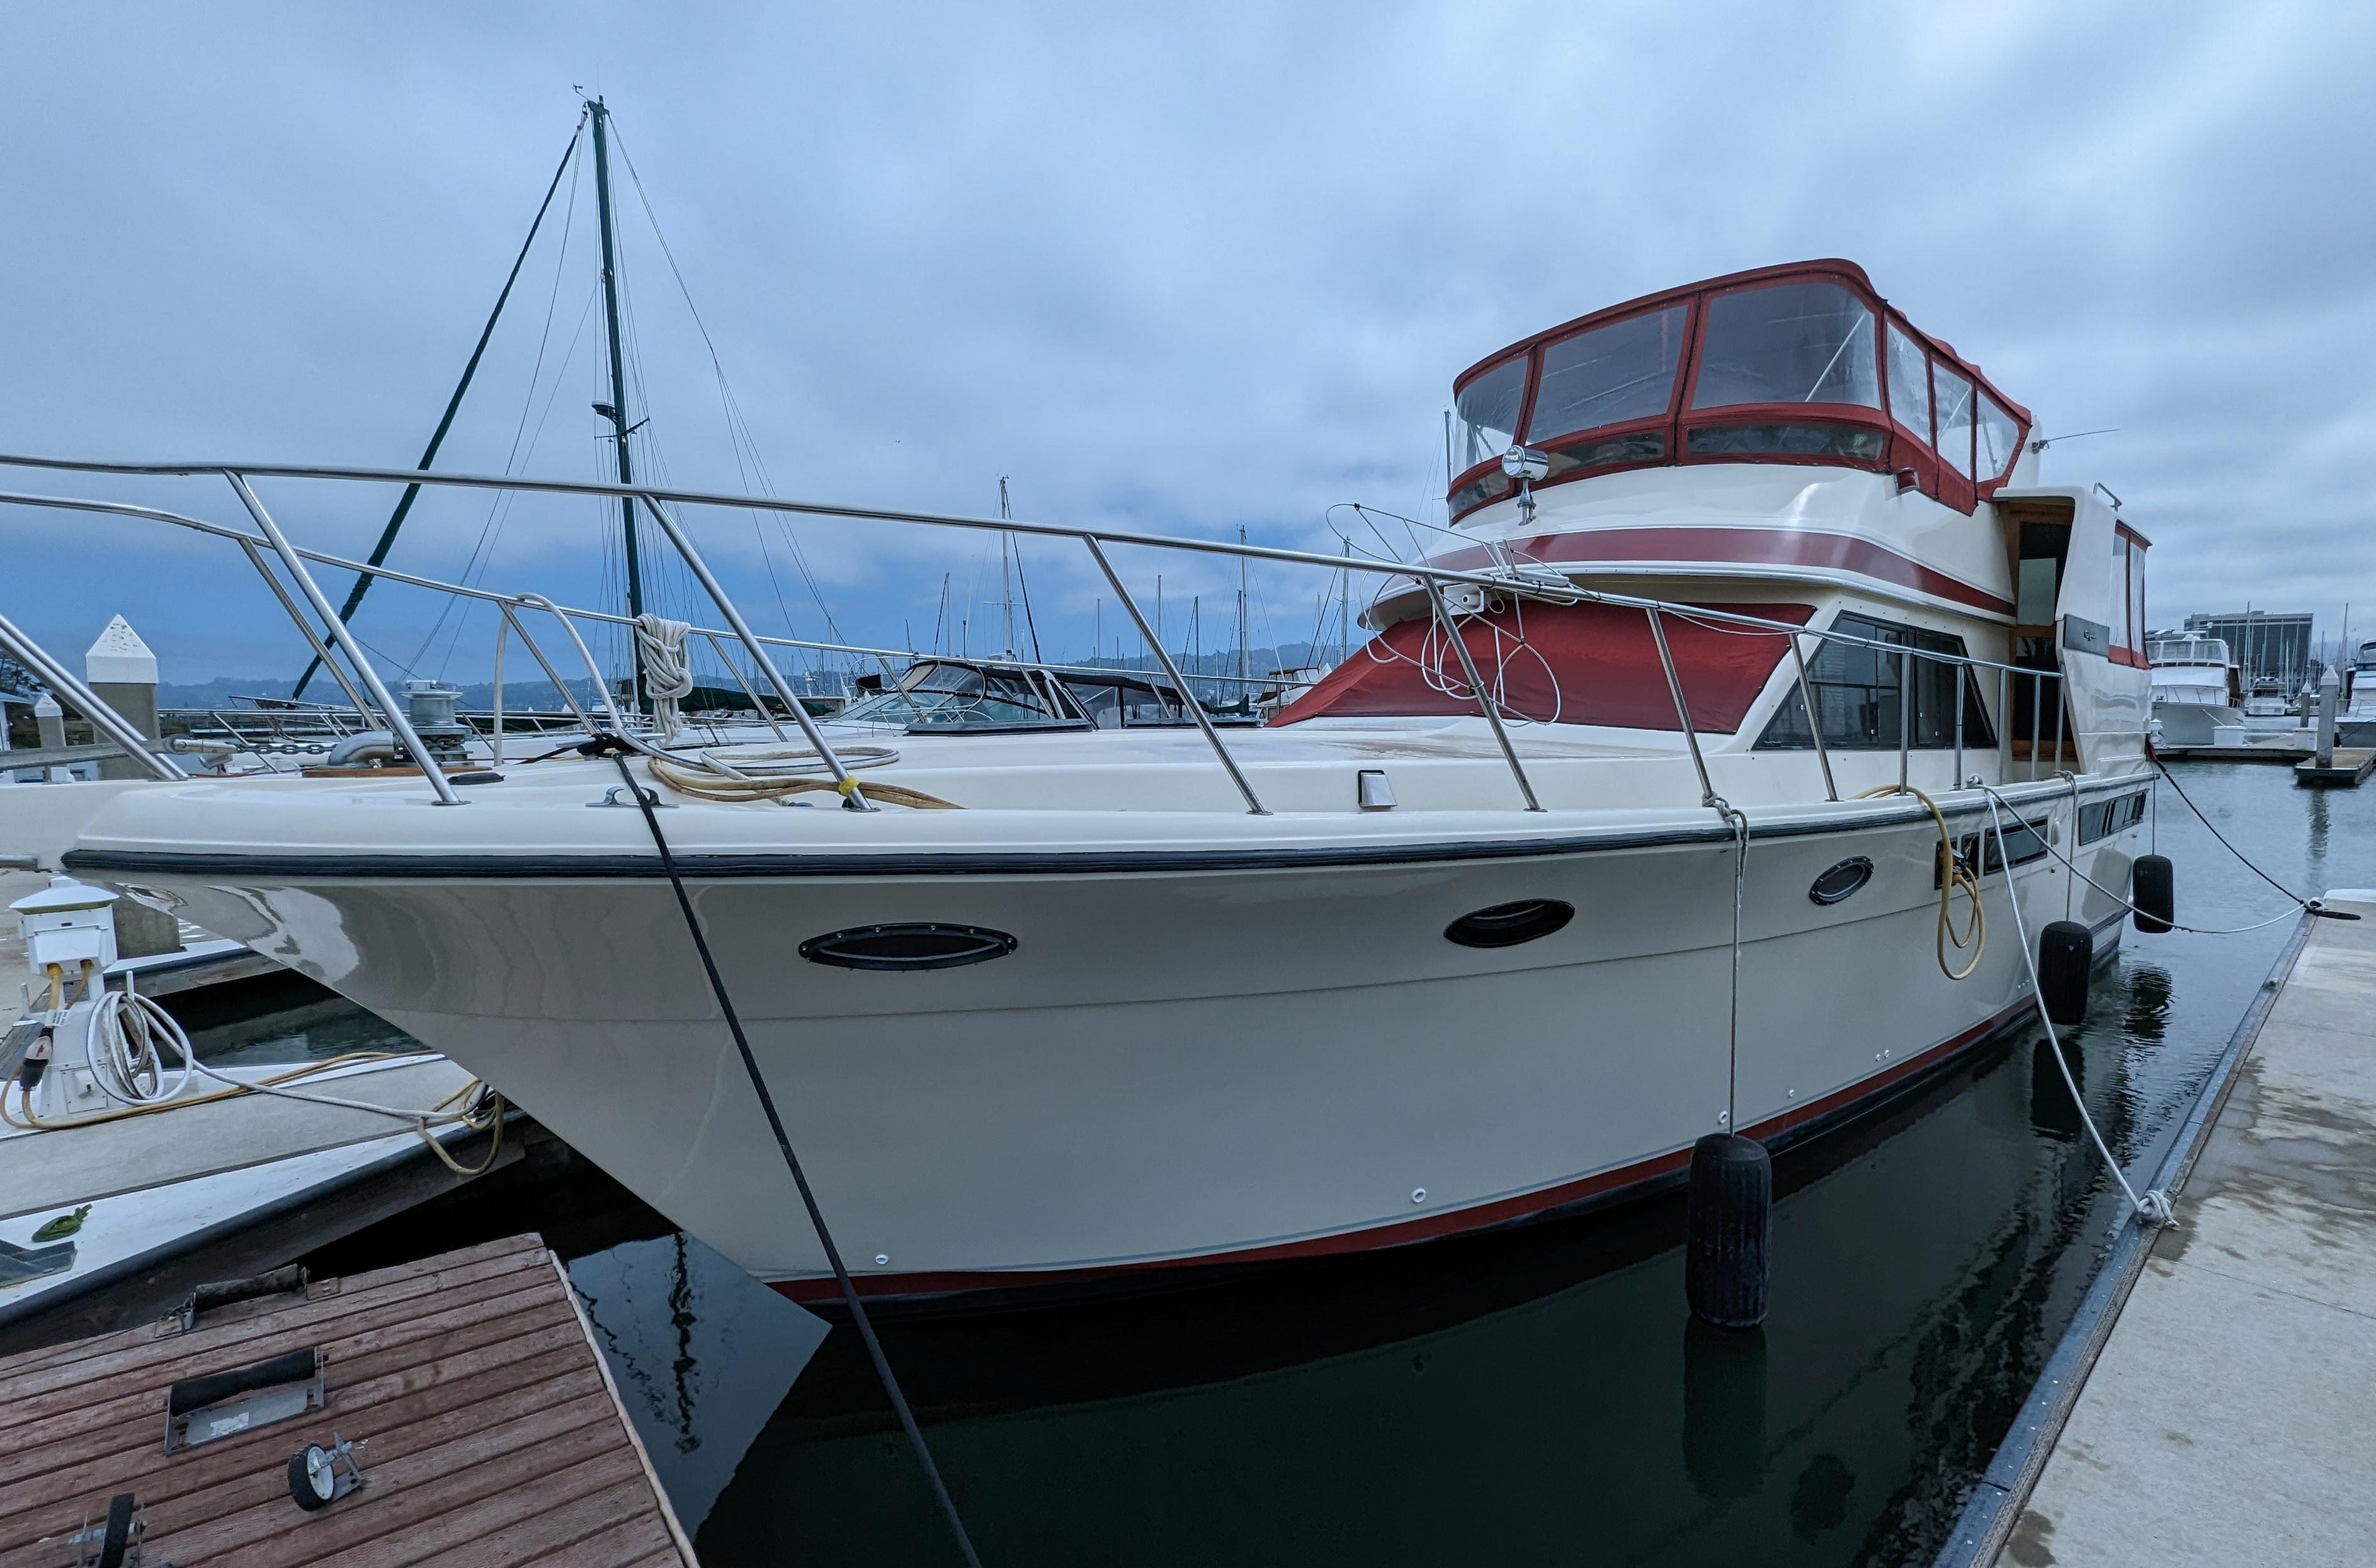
left=0, top=1234, right=695, bottom=1567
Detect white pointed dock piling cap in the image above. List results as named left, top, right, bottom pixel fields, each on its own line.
left=84, top=615, right=156, bottom=685
left=9, top=876, right=118, bottom=915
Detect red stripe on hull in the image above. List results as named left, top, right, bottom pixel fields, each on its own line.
left=770, top=995, right=2037, bottom=1308
left=1414, top=526, right=2015, bottom=618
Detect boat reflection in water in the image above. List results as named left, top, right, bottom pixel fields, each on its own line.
left=674, top=975, right=2168, bottom=1568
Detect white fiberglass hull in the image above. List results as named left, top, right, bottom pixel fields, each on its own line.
left=64, top=773, right=2147, bottom=1305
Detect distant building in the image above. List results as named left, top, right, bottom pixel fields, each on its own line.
left=2185, top=611, right=2314, bottom=686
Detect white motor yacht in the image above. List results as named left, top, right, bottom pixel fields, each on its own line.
left=2146, top=633, right=2242, bottom=747
left=0, top=260, right=2158, bottom=1308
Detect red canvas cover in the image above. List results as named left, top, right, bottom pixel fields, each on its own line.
left=1271, top=601, right=1813, bottom=732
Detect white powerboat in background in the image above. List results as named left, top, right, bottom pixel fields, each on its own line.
left=2146, top=632, right=2242, bottom=747
left=0, top=260, right=2159, bottom=1309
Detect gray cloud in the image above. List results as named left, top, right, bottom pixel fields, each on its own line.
left=6, top=0, right=2375, bottom=688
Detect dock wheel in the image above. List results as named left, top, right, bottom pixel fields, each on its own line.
left=289, top=1445, right=338, bottom=1511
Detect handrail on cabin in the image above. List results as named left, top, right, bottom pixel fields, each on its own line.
left=0, top=454, right=2072, bottom=813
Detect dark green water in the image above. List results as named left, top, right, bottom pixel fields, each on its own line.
left=309, top=764, right=2376, bottom=1565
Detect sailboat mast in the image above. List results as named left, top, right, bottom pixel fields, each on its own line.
left=1236, top=524, right=1249, bottom=701
left=589, top=96, right=647, bottom=713
left=999, top=477, right=1015, bottom=657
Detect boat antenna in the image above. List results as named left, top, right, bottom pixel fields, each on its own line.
left=588, top=95, right=649, bottom=715
left=2028, top=427, right=2120, bottom=453
left=290, top=115, right=585, bottom=702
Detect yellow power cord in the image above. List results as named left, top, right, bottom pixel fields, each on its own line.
left=1858, top=783, right=1986, bottom=980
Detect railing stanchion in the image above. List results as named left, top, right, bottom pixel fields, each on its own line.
left=224, top=473, right=461, bottom=805
left=2029, top=671, right=2043, bottom=783
left=1423, top=577, right=1543, bottom=812
left=1953, top=659, right=1965, bottom=788
left=235, top=538, right=378, bottom=724
left=1084, top=537, right=1267, bottom=814
left=492, top=615, right=508, bottom=766
left=635, top=493, right=870, bottom=807
left=499, top=602, right=601, bottom=736
left=1788, top=630, right=1837, bottom=802
left=2051, top=671, right=2067, bottom=775
left=516, top=596, right=629, bottom=734
left=1898, top=642, right=1913, bottom=795
left=1647, top=607, right=1718, bottom=808
left=704, top=630, right=792, bottom=742
left=1998, top=666, right=2011, bottom=783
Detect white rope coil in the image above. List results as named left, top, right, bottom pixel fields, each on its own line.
left=634, top=614, right=696, bottom=741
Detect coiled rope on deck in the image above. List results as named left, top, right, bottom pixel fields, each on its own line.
left=644, top=742, right=961, bottom=809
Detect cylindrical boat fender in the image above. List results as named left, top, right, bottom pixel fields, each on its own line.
left=2039, top=919, right=2094, bottom=1025
left=2132, top=855, right=2175, bottom=934
left=1685, top=1132, right=1771, bottom=1329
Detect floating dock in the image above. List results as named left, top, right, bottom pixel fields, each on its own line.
left=1939, top=893, right=2376, bottom=1566
left=2294, top=748, right=2376, bottom=787
left=2155, top=742, right=2312, bottom=763
left=0, top=1233, right=695, bottom=1566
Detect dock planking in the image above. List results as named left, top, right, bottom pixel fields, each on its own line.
left=0, top=1233, right=694, bottom=1567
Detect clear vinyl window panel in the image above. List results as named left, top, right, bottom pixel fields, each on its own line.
left=1977, top=392, right=2021, bottom=480
left=1933, top=363, right=1975, bottom=477
left=1527, top=306, right=1689, bottom=443
left=1756, top=612, right=1996, bottom=751
left=1886, top=324, right=1933, bottom=446
left=1455, top=356, right=1529, bottom=473
left=1691, top=283, right=1881, bottom=411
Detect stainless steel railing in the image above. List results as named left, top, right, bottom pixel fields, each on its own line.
left=0, top=453, right=2082, bottom=815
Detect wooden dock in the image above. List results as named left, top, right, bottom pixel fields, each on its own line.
left=0, top=1234, right=695, bottom=1567
left=1937, top=893, right=2376, bottom=1566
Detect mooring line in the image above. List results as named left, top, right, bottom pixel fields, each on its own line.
left=1980, top=787, right=2173, bottom=1227
left=603, top=749, right=985, bottom=1568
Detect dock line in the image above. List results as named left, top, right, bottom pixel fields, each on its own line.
left=1981, top=790, right=2173, bottom=1229
left=1931, top=902, right=2318, bottom=1567
left=601, top=747, right=986, bottom=1568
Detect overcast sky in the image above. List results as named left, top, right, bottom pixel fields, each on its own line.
left=6, top=1, right=2375, bottom=693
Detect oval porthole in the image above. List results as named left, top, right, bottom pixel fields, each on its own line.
left=799, top=923, right=1018, bottom=972
left=1444, top=899, right=1575, bottom=949
left=1809, top=856, right=1874, bottom=906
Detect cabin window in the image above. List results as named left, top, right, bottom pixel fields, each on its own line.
left=1528, top=306, right=1689, bottom=445
left=2078, top=790, right=2149, bottom=844
left=1456, top=356, right=1528, bottom=473
left=1933, top=364, right=1975, bottom=477
left=1755, top=612, right=1997, bottom=752
left=1977, top=393, right=2021, bottom=481
left=1691, top=283, right=1880, bottom=411
left=1268, top=601, right=1813, bottom=732
left=1886, top=325, right=1932, bottom=446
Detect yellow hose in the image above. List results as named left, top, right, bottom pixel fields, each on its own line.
left=1858, top=784, right=1986, bottom=980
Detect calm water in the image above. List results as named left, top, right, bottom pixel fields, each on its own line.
left=294, top=764, right=2375, bottom=1566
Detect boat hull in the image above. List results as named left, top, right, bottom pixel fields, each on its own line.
left=96, top=783, right=2147, bottom=1305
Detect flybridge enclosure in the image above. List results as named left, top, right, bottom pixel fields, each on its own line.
left=1449, top=261, right=2034, bottom=522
